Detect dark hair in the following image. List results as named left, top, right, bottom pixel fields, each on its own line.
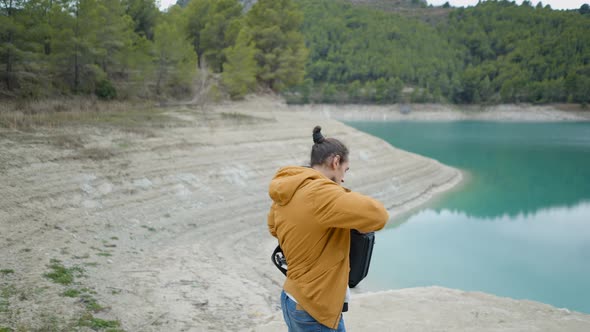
left=310, top=126, right=349, bottom=167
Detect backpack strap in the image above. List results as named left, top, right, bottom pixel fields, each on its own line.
left=271, top=245, right=288, bottom=276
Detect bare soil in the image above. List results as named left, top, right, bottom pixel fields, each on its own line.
left=2, top=97, right=587, bottom=331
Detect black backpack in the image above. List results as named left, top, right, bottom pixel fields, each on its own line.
left=271, top=229, right=376, bottom=288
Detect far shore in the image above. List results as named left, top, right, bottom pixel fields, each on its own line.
left=288, top=103, right=590, bottom=122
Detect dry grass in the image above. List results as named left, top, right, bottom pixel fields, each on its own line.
left=0, top=97, right=169, bottom=131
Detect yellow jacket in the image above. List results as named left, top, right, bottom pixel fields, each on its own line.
left=267, top=166, right=389, bottom=329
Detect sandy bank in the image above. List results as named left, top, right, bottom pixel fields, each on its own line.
left=1, top=96, right=588, bottom=331
left=257, top=287, right=590, bottom=331
left=290, top=103, right=590, bottom=122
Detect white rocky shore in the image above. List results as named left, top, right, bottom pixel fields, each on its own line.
left=1, top=96, right=588, bottom=331
left=291, top=103, right=590, bottom=122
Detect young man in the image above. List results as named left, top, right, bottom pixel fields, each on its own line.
left=267, top=126, right=389, bottom=331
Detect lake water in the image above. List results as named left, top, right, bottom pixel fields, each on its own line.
left=347, top=121, right=590, bottom=314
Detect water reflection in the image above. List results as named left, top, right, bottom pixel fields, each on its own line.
left=349, top=121, right=590, bottom=218
left=347, top=121, right=590, bottom=313
left=365, top=202, right=590, bottom=313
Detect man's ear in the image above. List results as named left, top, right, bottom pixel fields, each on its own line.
left=332, top=154, right=341, bottom=169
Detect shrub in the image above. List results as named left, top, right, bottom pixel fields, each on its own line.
left=95, top=80, right=117, bottom=100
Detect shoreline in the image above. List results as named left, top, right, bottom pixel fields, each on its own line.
left=1, top=96, right=589, bottom=331
left=289, top=103, right=590, bottom=122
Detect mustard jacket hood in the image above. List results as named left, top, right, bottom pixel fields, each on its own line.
left=269, top=166, right=323, bottom=206
left=267, top=165, right=389, bottom=329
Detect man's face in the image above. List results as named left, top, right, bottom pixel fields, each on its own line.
left=332, top=157, right=350, bottom=185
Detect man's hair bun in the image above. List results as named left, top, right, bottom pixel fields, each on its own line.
left=313, top=126, right=325, bottom=144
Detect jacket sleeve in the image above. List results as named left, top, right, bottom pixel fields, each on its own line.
left=267, top=203, right=278, bottom=238
left=312, top=182, right=389, bottom=233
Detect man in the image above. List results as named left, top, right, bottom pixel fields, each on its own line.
left=267, top=126, right=389, bottom=331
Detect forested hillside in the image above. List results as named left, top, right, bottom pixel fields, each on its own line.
left=1, top=0, right=589, bottom=105
left=286, top=0, right=590, bottom=104
left=0, top=0, right=306, bottom=100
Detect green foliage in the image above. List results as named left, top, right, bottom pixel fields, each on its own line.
left=245, top=0, right=308, bottom=91
left=47, top=0, right=135, bottom=94
left=63, top=288, right=81, bottom=297
left=0, top=0, right=47, bottom=96
left=0, top=269, right=14, bottom=276
left=2, top=0, right=589, bottom=105
left=292, top=0, right=458, bottom=103
left=445, top=1, right=590, bottom=104
left=95, top=80, right=117, bottom=100
left=153, top=11, right=198, bottom=97
left=202, top=0, right=242, bottom=72
left=184, top=0, right=243, bottom=72
left=222, top=29, right=257, bottom=99
left=291, top=0, right=590, bottom=105
left=78, top=313, right=120, bottom=330
left=123, top=0, right=160, bottom=40
left=43, top=259, right=84, bottom=286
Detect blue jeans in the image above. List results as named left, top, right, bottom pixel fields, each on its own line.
left=280, top=290, right=346, bottom=332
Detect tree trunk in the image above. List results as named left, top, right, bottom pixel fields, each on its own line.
left=74, top=1, right=80, bottom=92
left=5, top=31, right=12, bottom=90
left=5, top=0, right=14, bottom=90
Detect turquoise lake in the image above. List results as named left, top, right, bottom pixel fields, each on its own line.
left=347, top=121, right=590, bottom=314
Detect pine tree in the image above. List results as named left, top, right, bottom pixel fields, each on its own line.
left=184, top=0, right=211, bottom=69
left=0, top=0, right=41, bottom=94
left=184, top=0, right=241, bottom=72
left=244, top=0, right=308, bottom=91
left=222, top=29, right=257, bottom=99
left=200, top=0, right=242, bottom=73
left=123, top=0, right=160, bottom=40
left=153, top=9, right=197, bottom=97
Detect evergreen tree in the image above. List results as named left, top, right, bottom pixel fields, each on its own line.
left=184, top=0, right=210, bottom=69
left=123, top=0, right=160, bottom=40
left=0, top=0, right=43, bottom=95
left=153, top=9, right=197, bottom=96
left=184, top=0, right=241, bottom=72
left=244, top=0, right=308, bottom=91
left=47, top=0, right=135, bottom=95
left=200, top=0, right=242, bottom=72
left=222, top=29, right=257, bottom=99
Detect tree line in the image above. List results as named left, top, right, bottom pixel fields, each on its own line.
left=286, top=0, right=590, bottom=105
left=1, top=0, right=589, bottom=105
left=0, top=0, right=307, bottom=100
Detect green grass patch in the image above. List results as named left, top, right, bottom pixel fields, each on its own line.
left=0, top=298, right=8, bottom=313
left=0, top=269, right=14, bottom=276
left=80, top=294, right=104, bottom=312
left=97, top=252, right=112, bottom=257
left=1, top=285, right=17, bottom=299
left=78, top=313, right=120, bottom=330
left=0, top=327, right=14, bottom=332
left=63, top=289, right=81, bottom=298
left=44, top=259, right=84, bottom=285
